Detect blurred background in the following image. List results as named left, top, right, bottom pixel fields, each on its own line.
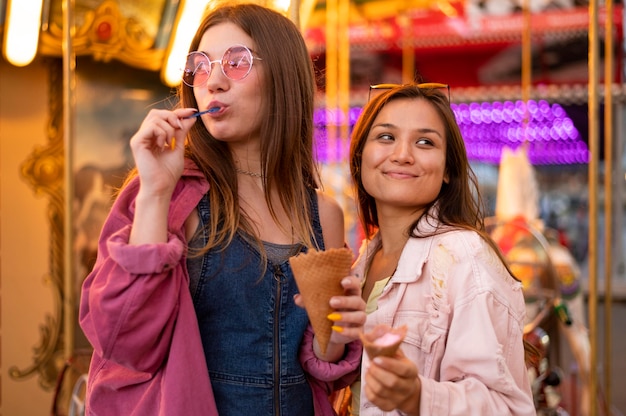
left=1, top=0, right=625, bottom=414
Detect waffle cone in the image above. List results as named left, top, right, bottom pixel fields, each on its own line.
left=289, top=248, right=353, bottom=354
left=360, top=324, right=407, bottom=359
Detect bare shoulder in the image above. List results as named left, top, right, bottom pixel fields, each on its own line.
left=315, top=190, right=345, bottom=249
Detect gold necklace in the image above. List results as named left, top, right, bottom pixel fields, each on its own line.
left=236, top=168, right=264, bottom=178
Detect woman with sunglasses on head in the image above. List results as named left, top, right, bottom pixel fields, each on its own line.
left=79, top=4, right=365, bottom=415
left=349, top=83, right=535, bottom=415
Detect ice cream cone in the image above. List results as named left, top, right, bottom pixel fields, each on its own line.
left=360, top=324, right=407, bottom=359
left=289, top=248, right=353, bottom=354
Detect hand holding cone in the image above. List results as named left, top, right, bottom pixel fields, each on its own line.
left=289, top=248, right=353, bottom=354
left=360, top=324, right=407, bottom=359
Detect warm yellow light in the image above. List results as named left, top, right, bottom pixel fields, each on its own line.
left=299, top=0, right=317, bottom=30
left=273, top=0, right=291, bottom=14
left=161, top=0, right=208, bottom=87
left=3, top=0, right=44, bottom=66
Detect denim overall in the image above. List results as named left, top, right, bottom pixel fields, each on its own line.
left=187, top=191, right=324, bottom=416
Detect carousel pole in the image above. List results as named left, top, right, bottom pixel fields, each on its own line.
left=288, top=0, right=301, bottom=28
left=298, top=0, right=318, bottom=31
left=338, top=0, right=349, bottom=154
left=521, top=0, right=531, bottom=155
left=603, top=0, right=614, bottom=410
left=400, top=14, right=414, bottom=84
left=325, top=0, right=349, bottom=162
left=521, top=0, right=531, bottom=112
left=61, top=0, right=76, bottom=363
left=588, top=0, right=600, bottom=414
left=326, top=0, right=338, bottom=161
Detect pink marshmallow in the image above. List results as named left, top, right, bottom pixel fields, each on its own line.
left=375, top=332, right=402, bottom=346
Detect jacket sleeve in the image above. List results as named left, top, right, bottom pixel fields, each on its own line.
left=299, top=324, right=362, bottom=415
left=418, top=235, right=536, bottom=416
left=78, top=180, right=187, bottom=374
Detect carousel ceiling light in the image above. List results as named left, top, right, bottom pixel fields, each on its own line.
left=273, top=0, right=291, bottom=14
left=313, top=100, right=589, bottom=166
left=161, top=0, right=208, bottom=87
left=2, top=0, right=44, bottom=66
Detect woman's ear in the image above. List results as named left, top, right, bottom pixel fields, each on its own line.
left=443, top=171, right=449, bottom=184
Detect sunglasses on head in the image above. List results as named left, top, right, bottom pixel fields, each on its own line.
left=368, top=83, right=450, bottom=103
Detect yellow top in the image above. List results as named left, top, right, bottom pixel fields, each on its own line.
left=350, top=275, right=393, bottom=415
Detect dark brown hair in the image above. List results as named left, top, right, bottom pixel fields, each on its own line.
left=350, top=84, right=509, bottom=264
left=350, top=84, right=535, bottom=365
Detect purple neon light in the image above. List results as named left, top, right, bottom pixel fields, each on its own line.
left=313, top=99, right=589, bottom=165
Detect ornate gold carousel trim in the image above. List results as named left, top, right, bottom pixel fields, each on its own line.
left=39, top=0, right=164, bottom=71
left=12, top=0, right=168, bottom=390
left=12, top=60, right=66, bottom=391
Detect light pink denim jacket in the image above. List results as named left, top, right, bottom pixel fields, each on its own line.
left=79, top=159, right=361, bottom=416
left=354, top=216, right=536, bottom=416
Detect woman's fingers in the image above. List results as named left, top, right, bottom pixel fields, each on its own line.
left=327, top=310, right=366, bottom=329
left=365, top=356, right=420, bottom=412
left=329, top=276, right=366, bottom=313
left=293, top=293, right=304, bottom=308
left=327, top=276, right=366, bottom=345
left=128, top=108, right=198, bottom=196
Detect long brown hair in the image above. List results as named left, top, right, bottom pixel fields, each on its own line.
left=350, top=84, right=510, bottom=269
left=179, top=3, right=320, bottom=253
left=350, top=84, right=536, bottom=367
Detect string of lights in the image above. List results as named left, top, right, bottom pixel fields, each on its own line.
left=313, top=99, right=589, bottom=166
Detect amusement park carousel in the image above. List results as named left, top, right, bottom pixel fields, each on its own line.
left=1, top=0, right=622, bottom=415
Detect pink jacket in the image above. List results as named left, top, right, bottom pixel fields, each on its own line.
left=354, top=220, right=536, bottom=415
left=79, top=159, right=361, bottom=415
